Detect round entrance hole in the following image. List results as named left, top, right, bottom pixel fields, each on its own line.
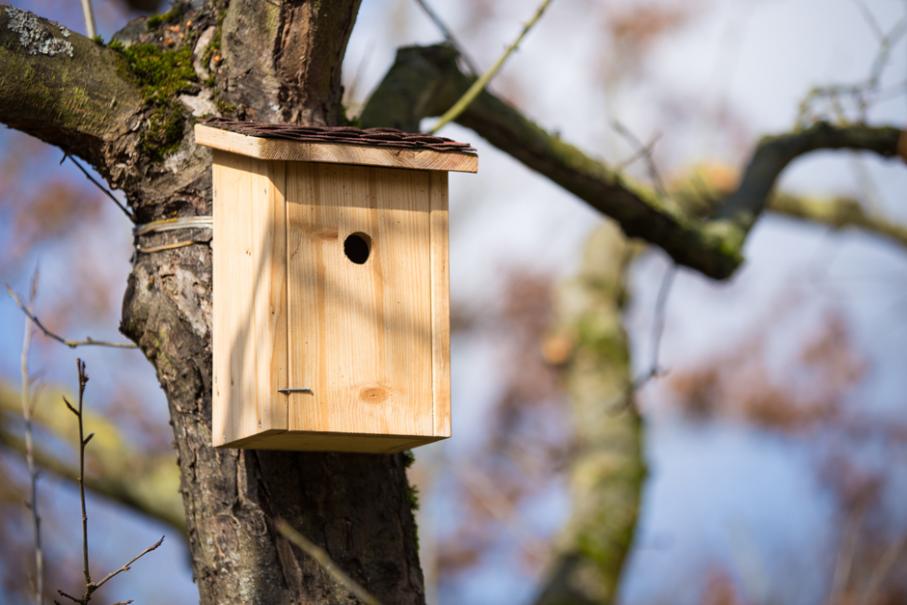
left=344, top=232, right=371, bottom=264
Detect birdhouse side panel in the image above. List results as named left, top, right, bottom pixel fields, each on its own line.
left=212, top=152, right=289, bottom=446
left=429, top=171, right=451, bottom=437
left=284, top=162, right=436, bottom=438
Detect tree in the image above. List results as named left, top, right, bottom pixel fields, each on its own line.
left=0, top=1, right=904, bottom=603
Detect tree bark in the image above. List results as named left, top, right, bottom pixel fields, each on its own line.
left=0, top=3, right=425, bottom=603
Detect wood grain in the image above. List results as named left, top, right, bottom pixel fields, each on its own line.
left=196, top=124, right=478, bottom=173
left=285, top=163, right=435, bottom=438
left=208, top=147, right=455, bottom=451
left=211, top=151, right=288, bottom=446
left=429, top=172, right=452, bottom=437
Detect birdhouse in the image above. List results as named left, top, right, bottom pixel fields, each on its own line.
left=195, top=119, right=477, bottom=453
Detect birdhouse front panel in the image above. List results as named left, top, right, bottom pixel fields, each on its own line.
left=197, top=120, right=475, bottom=453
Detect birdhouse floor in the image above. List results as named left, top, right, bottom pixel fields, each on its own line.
left=219, top=430, right=445, bottom=454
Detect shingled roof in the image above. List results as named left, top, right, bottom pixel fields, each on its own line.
left=203, top=118, right=477, bottom=156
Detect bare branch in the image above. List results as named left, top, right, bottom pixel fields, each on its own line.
left=75, top=360, right=91, bottom=594
left=57, top=360, right=163, bottom=604
left=430, top=0, right=553, bottom=133
left=79, top=0, right=96, bottom=39
left=769, top=191, right=907, bottom=252
left=61, top=154, right=134, bottom=222
left=5, top=285, right=137, bottom=350
left=275, top=519, right=381, bottom=605
left=717, top=122, right=906, bottom=233
left=20, top=267, right=43, bottom=605
left=90, top=536, right=164, bottom=592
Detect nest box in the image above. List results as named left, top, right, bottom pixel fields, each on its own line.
left=195, top=119, right=477, bottom=453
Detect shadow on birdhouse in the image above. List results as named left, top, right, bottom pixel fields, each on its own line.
left=195, top=119, right=478, bottom=453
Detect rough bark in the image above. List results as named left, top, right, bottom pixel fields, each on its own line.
left=534, top=223, right=644, bottom=605
left=0, top=3, right=424, bottom=604
left=218, top=0, right=359, bottom=125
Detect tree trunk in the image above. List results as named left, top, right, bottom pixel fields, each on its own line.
left=0, top=2, right=425, bottom=602
left=117, top=3, right=426, bottom=604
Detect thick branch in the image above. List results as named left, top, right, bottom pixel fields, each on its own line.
left=721, top=124, right=905, bottom=231
left=362, top=45, right=907, bottom=279
left=0, top=384, right=184, bottom=533
left=0, top=6, right=143, bottom=166
left=219, top=0, right=361, bottom=125
left=769, top=192, right=907, bottom=250
left=535, top=222, right=644, bottom=604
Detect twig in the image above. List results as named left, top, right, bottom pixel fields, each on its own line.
left=80, top=0, right=96, bottom=39
left=20, top=268, right=43, bottom=605
left=647, top=263, right=676, bottom=378
left=72, top=361, right=91, bottom=593
left=57, top=359, right=163, bottom=604
left=798, top=9, right=907, bottom=125
left=89, top=536, right=164, bottom=593
left=61, top=154, right=135, bottom=223
left=607, top=262, right=676, bottom=414
left=5, top=285, right=137, bottom=350
left=412, top=0, right=479, bottom=75
left=429, top=0, right=554, bottom=133
left=612, top=121, right=671, bottom=206
left=275, top=518, right=381, bottom=605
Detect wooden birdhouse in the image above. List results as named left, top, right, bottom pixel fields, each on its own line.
left=195, top=119, right=477, bottom=453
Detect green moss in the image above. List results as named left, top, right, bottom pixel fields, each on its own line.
left=401, top=450, right=416, bottom=468
left=407, top=483, right=420, bottom=511
left=214, top=97, right=237, bottom=116
left=110, top=41, right=196, bottom=160
left=143, top=105, right=185, bottom=160
left=119, top=43, right=196, bottom=103
left=147, top=3, right=187, bottom=29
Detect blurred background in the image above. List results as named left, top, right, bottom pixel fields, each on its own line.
left=1, top=0, right=906, bottom=603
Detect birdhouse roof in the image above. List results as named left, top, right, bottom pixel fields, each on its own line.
left=195, top=119, right=477, bottom=173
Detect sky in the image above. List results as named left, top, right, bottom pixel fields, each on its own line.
left=0, top=0, right=906, bottom=604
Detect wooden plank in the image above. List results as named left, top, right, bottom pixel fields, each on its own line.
left=211, top=152, right=287, bottom=446
left=212, top=151, right=255, bottom=445
left=285, top=163, right=435, bottom=438
left=195, top=124, right=478, bottom=174
left=429, top=172, right=451, bottom=437
left=259, top=160, right=289, bottom=431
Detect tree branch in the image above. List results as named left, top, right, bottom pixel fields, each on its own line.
left=219, top=0, right=362, bottom=125
left=6, top=285, right=138, bottom=349
left=0, top=6, right=143, bottom=166
left=362, top=44, right=907, bottom=279
left=769, top=191, right=907, bottom=250
left=719, top=124, right=905, bottom=232
left=429, top=0, right=553, bottom=133
left=535, top=222, right=643, bottom=604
